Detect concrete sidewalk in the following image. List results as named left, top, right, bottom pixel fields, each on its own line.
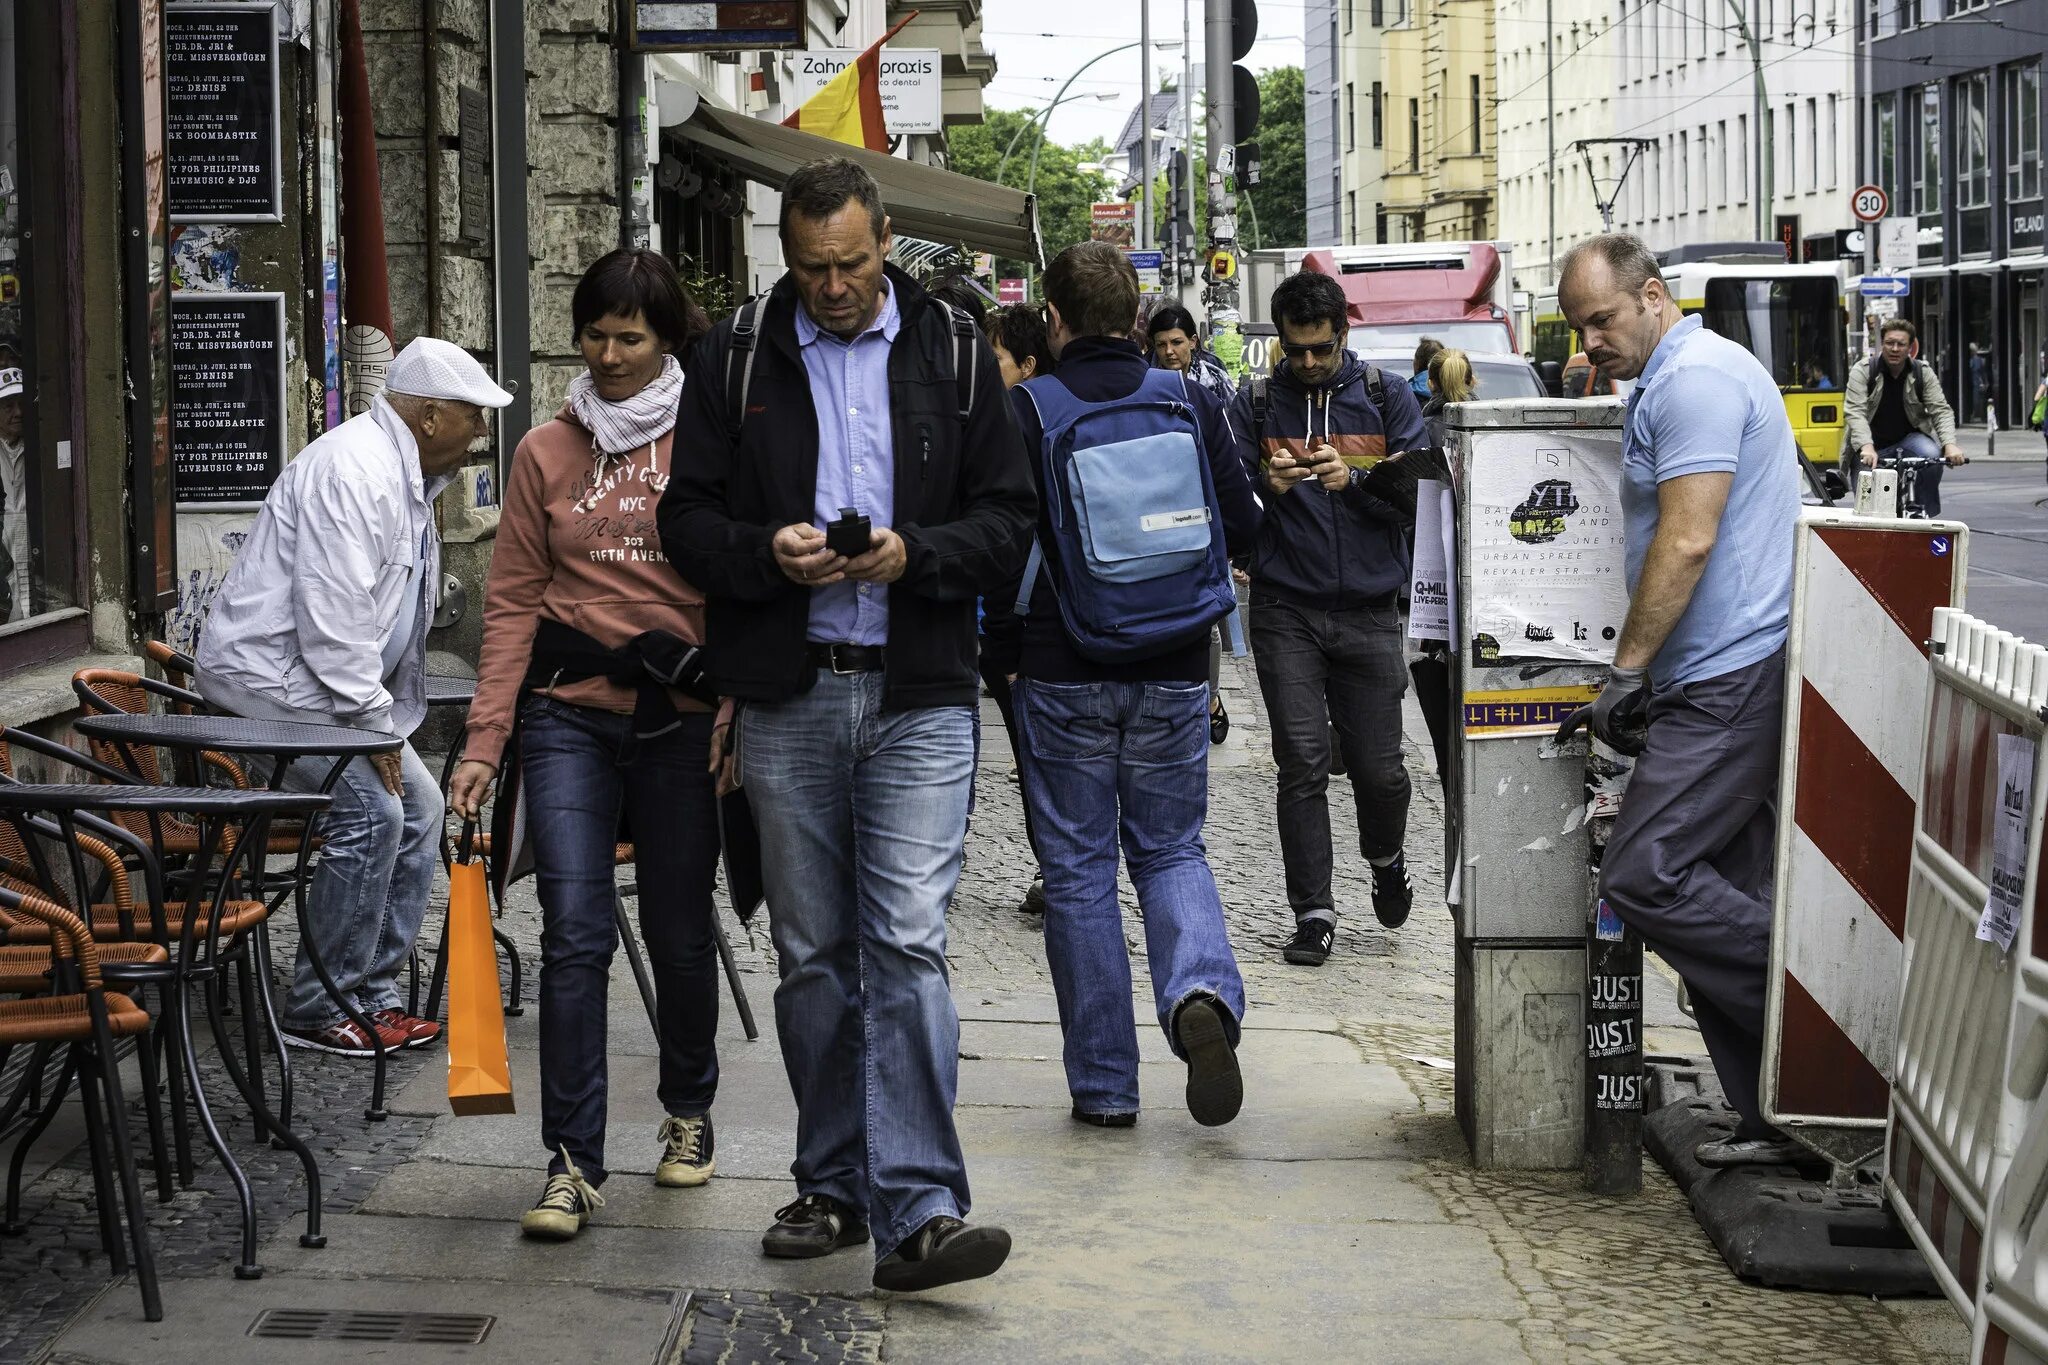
left=19, top=669, right=1972, bottom=1364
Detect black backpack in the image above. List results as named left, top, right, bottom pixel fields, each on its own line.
left=1245, top=363, right=1390, bottom=439
left=721, top=294, right=981, bottom=443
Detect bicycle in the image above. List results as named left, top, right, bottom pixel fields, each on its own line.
left=1871, top=449, right=1967, bottom=519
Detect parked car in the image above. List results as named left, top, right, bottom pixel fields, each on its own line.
left=1351, top=349, right=1548, bottom=402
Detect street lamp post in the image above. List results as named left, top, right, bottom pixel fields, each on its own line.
left=995, top=88, right=1121, bottom=185
left=1027, top=40, right=1177, bottom=202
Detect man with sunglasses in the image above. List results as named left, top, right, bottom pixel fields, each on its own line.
left=1230, top=270, right=1428, bottom=967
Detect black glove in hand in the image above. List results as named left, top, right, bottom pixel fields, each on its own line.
left=1554, top=665, right=1651, bottom=756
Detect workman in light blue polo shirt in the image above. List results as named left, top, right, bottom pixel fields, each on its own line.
left=1556, top=233, right=1802, bottom=1172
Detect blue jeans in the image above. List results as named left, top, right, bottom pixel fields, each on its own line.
left=1875, top=432, right=1946, bottom=516
left=521, top=696, right=722, bottom=1185
left=739, top=671, right=974, bottom=1259
left=1014, top=679, right=1246, bottom=1116
left=272, top=741, right=442, bottom=1031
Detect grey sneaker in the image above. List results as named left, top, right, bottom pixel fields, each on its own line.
left=656, top=1114, right=715, bottom=1187
left=520, top=1149, right=605, bottom=1241
left=1695, top=1135, right=1807, bottom=1169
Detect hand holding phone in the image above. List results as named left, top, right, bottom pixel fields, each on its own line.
left=825, top=507, right=872, bottom=559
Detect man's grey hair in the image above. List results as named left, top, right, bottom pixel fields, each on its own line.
left=780, top=157, right=887, bottom=244
left=1558, top=233, right=1665, bottom=295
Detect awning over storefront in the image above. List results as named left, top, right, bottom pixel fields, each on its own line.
left=673, top=104, right=1041, bottom=264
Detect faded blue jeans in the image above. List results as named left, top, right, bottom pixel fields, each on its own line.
left=739, top=670, right=974, bottom=1260
left=1014, top=679, right=1246, bottom=1116
left=270, top=741, right=443, bottom=1031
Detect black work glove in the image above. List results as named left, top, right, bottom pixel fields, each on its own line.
left=1554, top=665, right=1651, bottom=756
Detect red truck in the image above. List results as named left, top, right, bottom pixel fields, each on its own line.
left=1244, top=241, right=1519, bottom=356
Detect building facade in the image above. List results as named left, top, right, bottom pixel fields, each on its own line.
left=1308, top=0, right=1394, bottom=244
left=1378, top=0, right=1496, bottom=242
left=1865, top=0, right=2048, bottom=425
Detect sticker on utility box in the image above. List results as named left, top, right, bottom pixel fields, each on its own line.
left=1462, top=684, right=1602, bottom=738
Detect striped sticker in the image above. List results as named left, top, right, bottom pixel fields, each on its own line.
left=1461, top=684, right=1602, bottom=738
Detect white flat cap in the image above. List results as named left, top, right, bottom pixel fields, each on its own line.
left=386, top=337, right=514, bottom=408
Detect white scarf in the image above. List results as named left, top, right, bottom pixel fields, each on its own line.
left=566, top=353, right=684, bottom=458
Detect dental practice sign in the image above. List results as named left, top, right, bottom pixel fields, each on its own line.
left=791, top=47, right=943, bottom=136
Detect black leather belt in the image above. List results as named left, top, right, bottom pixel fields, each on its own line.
left=807, top=642, right=885, bottom=674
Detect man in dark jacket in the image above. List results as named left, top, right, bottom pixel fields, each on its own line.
left=659, top=158, right=1035, bottom=1294
left=991, top=242, right=1262, bottom=1132
left=1230, top=269, right=1429, bottom=967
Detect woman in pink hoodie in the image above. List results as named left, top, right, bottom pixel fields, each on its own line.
left=449, top=250, right=720, bottom=1240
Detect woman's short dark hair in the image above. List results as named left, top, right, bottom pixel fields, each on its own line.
left=985, top=303, right=1055, bottom=379
left=1147, top=304, right=1199, bottom=340
left=571, top=249, right=710, bottom=353
left=1270, top=271, right=1349, bottom=335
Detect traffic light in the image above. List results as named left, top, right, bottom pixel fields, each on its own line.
left=1221, top=0, right=1260, bottom=145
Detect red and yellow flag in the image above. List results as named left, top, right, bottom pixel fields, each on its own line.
left=782, top=13, right=917, bottom=152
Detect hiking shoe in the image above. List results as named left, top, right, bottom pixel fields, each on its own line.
left=521, top=1149, right=605, bottom=1241
left=762, top=1193, right=869, bottom=1259
left=280, top=1015, right=406, bottom=1057
left=1371, top=852, right=1414, bottom=928
left=1071, top=1106, right=1137, bottom=1129
left=1019, top=875, right=1047, bottom=915
left=872, top=1215, right=1012, bottom=1292
left=369, top=1008, right=443, bottom=1049
left=1695, top=1135, right=1808, bottom=1169
left=655, top=1114, right=715, bottom=1188
left=1172, top=994, right=1242, bottom=1127
left=1284, top=919, right=1335, bottom=966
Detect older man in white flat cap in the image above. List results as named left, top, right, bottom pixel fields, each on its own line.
left=199, top=337, right=512, bottom=1057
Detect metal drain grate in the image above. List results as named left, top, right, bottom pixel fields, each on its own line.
left=248, top=1309, right=495, bottom=1344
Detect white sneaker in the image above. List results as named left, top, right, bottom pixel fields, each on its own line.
left=655, top=1114, right=716, bottom=1187
left=520, top=1148, right=605, bottom=1240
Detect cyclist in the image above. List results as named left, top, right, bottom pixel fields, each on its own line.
left=1846, top=318, right=1965, bottom=517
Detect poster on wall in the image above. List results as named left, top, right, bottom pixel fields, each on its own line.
left=166, top=1, right=284, bottom=224
left=1464, top=431, right=1629, bottom=668
left=1091, top=202, right=1136, bottom=248
left=170, top=291, right=287, bottom=507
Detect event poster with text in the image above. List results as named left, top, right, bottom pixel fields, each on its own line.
left=1467, top=432, right=1629, bottom=666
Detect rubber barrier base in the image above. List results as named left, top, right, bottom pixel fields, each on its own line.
left=1645, top=1059, right=1940, bottom=1296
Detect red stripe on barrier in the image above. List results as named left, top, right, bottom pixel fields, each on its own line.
left=1794, top=680, right=1914, bottom=939
left=1890, top=1119, right=1911, bottom=1190
left=1962, top=1210, right=1984, bottom=1289
left=1777, top=969, right=1892, bottom=1118
left=1814, top=526, right=1951, bottom=652
left=1986, top=1326, right=2012, bottom=1365
left=1964, top=709, right=1999, bottom=875
left=1931, top=1178, right=1955, bottom=1276
left=1923, top=686, right=1964, bottom=848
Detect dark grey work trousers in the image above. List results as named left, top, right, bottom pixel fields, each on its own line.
left=1250, top=594, right=1412, bottom=927
left=1599, top=648, right=1786, bottom=1140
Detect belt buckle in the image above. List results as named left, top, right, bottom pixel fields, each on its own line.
left=829, top=645, right=861, bottom=676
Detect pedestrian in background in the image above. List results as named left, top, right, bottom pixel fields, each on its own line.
left=1232, top=271, right=1427, bottom=967
left=449, top=249, right=724, bottom=1242
left=1556, top=232, right=1802, bottom=1169
left=1410, top=336, right=1443, bottom=402
left=1420, top=348, right=1474, bottom=448
left=661, top=157, right=1035, bottom=1293
left=1148, top=302, right=1236, bottom=402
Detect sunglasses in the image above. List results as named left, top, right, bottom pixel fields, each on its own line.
left=1280, top=339, right=1342, bottom=359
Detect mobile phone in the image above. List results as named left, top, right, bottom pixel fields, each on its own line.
left=825, top=507, right=872, bottom=558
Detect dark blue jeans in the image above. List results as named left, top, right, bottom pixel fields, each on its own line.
left=521, top=695, right=722, bottom=1185
left=1015, top=679, right=1246, bottom=1115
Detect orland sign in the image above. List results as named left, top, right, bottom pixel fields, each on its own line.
left=791, top=47, right=943, bottom=136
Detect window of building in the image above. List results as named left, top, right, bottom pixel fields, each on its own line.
left=1346, top=81, right=1356, bottom=151
left=1372, top=81, right=1384, bottom=147
left=1678, top=131, right=1690, bottom=212
left=1371, top=0, right=1384, bottom=25
left=1409, top=98, right=1420, bottom=171
left=1348, top=190, right=1358, bottom=242
left=1714, top=120, right=1727, bottom=206
left=1875, top=92, right=1899, bottom=209
left=1470, top=75, right=1481, bottom=153
left=1826, top=93, right=1838, bottom=190
left=1376, top=208, right=1388, bottom=243
left=1806, top=97, right=1818, bottom=192
left=1345, top=0, right=1355, bottom=32
left=2006, top=62, right=2041, bottom=204
left=1777, top=104, right=1794, bottom=198
left=1915, top=83, right=1941, bottom=217
left=1958, top=70, right=1991, bottom=253
left=1737, top=112, right=1748, bottom=206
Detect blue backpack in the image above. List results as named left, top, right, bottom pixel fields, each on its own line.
left=1014, top=369, right=1242, bottom=663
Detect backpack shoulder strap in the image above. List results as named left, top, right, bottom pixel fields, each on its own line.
left=1248, top=373, right=1270, bottom=435
left=723, top=296, right=766, bottom=444
left=1365, top=364, right=1387, bottom=411
left=945, top=304, right=979, bottom=425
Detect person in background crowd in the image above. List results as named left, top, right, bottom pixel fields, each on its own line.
left=1232, top=271, right=1427, bottom=968
left=1001, top=241, right=1262, bottom=1130
left=1410, top=336, right=1443, bottom=402
left=0, top=353, right=27, bottom=621
left=980, top=303, right=1057, bottom=915
left=1846, top=319, right=1965, bottom=518
left=1800, top=359, right=1834, bottom=392
left=1148, top=303, right=1236, bottom=402
left=1564, top=349, right=1619, bottom=399
left=2030, top=353, right=2048, bottom=474
left=1555, top=232, right=1802, bottom=1169
left=198, top=337, right=512, bottom=1056
left=926, top=273, right=991, bottom=330
left=1420, top=348, right=1475, bottom=448
left=448, top=249, right=724, bottom=1243
left=660, top=157, right=1035, bottom=1294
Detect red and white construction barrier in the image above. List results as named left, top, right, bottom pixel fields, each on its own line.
left=1762, top=515, right=1967, bottom=1152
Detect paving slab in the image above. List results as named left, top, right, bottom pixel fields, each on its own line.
left=52, top=1275, right=682, bottom=1365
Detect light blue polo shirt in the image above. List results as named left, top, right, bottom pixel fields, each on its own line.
left=1622, top=314, right=1799, bottom=689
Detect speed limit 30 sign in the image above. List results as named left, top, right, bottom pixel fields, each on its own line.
left=1851, top=184, right=1889, bottom=223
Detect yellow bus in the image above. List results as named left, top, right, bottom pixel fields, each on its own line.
left=1533, top=258, right=1850, bottom=469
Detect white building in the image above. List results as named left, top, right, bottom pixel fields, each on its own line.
left=1307, top=0, right=1396, bottom=245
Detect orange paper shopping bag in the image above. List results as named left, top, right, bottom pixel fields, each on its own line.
left=445, top=822, right=515, bottom=1115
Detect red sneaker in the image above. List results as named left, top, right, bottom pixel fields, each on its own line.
left=281, top=1015, right=407, bottom=1057
left=371, top=1008, right=444, bottom=1049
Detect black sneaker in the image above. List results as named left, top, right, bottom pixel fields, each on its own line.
left=520, top=1149, right=605, bottom=1241
left=872, top=1215, right=1012, bottom=1292
left=1019, top=875, right=1047, bottom=915
left=1172, top=994, right=1242, bottom=1127
left=761, top=1192, right=869, bottom=1259
left=1070, top=1105, right=1137, bottom=1128
left=1284, top=918, right=1335, bottom=966
left=1371, top=853, right=1414, bottom=928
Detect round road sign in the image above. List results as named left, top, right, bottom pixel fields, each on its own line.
left=1851, top=184, right=1889, bottom=223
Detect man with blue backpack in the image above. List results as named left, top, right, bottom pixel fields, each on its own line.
left=996, top=241, right=1264, bottom=1130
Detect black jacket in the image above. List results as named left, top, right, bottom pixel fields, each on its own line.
left=985, top=336, right=1262, bottom=684
left=1228, top=352, right=1428, bottom=609
left=659, top=266, right=1037, bottom=709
